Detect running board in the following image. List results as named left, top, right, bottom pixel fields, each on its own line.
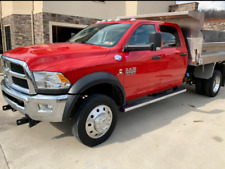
left=122, top=88, right=186, bottom=112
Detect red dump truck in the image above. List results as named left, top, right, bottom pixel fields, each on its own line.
left=1, top=11, right=225, bottom=146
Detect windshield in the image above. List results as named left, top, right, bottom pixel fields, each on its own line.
left=68, top=23, right=132, bottom=47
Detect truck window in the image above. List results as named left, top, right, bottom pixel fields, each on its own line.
left=159, top=25, right=181, bottom=48
left=68, top=23, right=132, bottom=47
left=127, top=24, right=155, bottom=45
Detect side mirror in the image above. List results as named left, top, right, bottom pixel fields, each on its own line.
left=123, top=44, right=153, bottom=52
left=123, top=32, right=162, bottom=52
left=149, top=32, right=162, bottom=51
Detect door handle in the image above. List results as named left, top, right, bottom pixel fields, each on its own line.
left=152, top=56, right=161, bottom=60
left=180, top=53, right=187, bottom=57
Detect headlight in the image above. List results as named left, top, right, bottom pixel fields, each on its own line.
left=33, top=71, right=71, bottom=89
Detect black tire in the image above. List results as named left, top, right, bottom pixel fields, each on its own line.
left=205, top=70, right=222, bottom=97
left=195, top=78, right=205, bottom=95
left=72, top=94, right=118, bottom=147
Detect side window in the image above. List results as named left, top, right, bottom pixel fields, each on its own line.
left=127, top=24, right=155, bottom=45
left=160, top=25, right=181, bottom=48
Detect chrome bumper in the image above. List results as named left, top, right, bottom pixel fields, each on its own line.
left=1, top=79, right=68, bottom=122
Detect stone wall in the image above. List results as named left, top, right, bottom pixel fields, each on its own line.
left=34, top=13, right=45, bottom=44
left=13, top=15, right=32, bottom=48
left=203, top=19, right=225, bottom=32
left=2, top=14, right=32, bottom=50
left=1, top=13, right=99, bottom=50
left=34, top=12, right=99, bottom=44
left=169, top=2, right=199, bottom=12
left=2, top=15, right=15, bottom=50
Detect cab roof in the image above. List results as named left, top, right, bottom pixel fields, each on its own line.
left=94, top=19, right=179, bottom=28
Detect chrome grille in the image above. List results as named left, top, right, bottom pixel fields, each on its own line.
left=1, top=56, right=36, bottom=95
left=12, top=77, right=29, bottom=89
left=11, top=63, right=25, bottom=74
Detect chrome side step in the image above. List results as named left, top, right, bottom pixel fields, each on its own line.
left=123, top=88, right=186, bottom=112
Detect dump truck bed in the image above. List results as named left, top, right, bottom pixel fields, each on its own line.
left=201, top=42, right=225, bottom=65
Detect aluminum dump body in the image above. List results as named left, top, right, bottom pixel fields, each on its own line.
left=118, top=11, right=225, bottom=66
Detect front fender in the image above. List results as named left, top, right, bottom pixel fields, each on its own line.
left=68, top=72, right=125, bottom=103
left=62, top=72, right=126, bottom=121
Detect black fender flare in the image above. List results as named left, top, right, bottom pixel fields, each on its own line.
left=68, top=72, right=125, bottom=100
left=62, top=72, right=126, bottom=121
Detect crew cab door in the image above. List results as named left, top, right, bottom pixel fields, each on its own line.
left=123, top=24, right=163, bottom=100
left=159, top=24, right=188, bottom=86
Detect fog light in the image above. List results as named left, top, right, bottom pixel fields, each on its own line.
left=38, top=104, right=53, bottom=113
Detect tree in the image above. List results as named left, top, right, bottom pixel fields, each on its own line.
left=201, top=9, right=225, bottom=19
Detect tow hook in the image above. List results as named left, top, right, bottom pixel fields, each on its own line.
left=17, top=115, right=40, bottom=128
left=2, top=105, right=40, bottom=127
left=2, top=104, right=17, bottom=112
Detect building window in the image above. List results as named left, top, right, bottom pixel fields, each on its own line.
left=5, top=26, right=11, bottom=50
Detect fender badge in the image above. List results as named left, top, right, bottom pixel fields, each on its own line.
left=117, top=69, right=123, bottom=75
left=125, top=67, right=136, bottom=75
left=114, top=55, right=122, bottom=61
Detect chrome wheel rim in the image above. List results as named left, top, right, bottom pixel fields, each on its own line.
left=85, top=105, right=113, bottom=139
left=213, top=74, right=220, bottom=93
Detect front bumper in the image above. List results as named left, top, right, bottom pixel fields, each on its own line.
left=1, top=79, right=68, bottom=122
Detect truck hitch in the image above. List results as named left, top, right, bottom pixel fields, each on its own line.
left=17, top=117, right=29, bottom=125
left=17, top=115, right=40, bottom=128
left=2, top=104, right=17, bottom=112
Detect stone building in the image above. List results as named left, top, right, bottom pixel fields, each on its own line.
left=169, top=2, right=199, bottom=12
left=202, top=18, right=225, bottom=42
left=203, top=18, right=225, bottom=32
left=0, top=1, right=175, bottom=53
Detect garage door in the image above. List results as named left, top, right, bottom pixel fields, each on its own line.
left=52, top=26, right=83, bottom=43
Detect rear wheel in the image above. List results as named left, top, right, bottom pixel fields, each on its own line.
left=205, top=70, right=222, bottom=97
left=72, top=94, right=118, bottom=147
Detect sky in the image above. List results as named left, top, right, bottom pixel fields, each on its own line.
left=176, top=1, right=225, bottom=10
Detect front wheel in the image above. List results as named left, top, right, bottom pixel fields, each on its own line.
left=205, top=70, right=222, bottom=97
left=72, top=94, right=118, bottom=147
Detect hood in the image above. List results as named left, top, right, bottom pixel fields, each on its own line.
left=3, top=43, right=109, bottom=71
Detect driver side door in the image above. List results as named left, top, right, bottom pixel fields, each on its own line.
left=123, top=24, right=163, bottom=100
